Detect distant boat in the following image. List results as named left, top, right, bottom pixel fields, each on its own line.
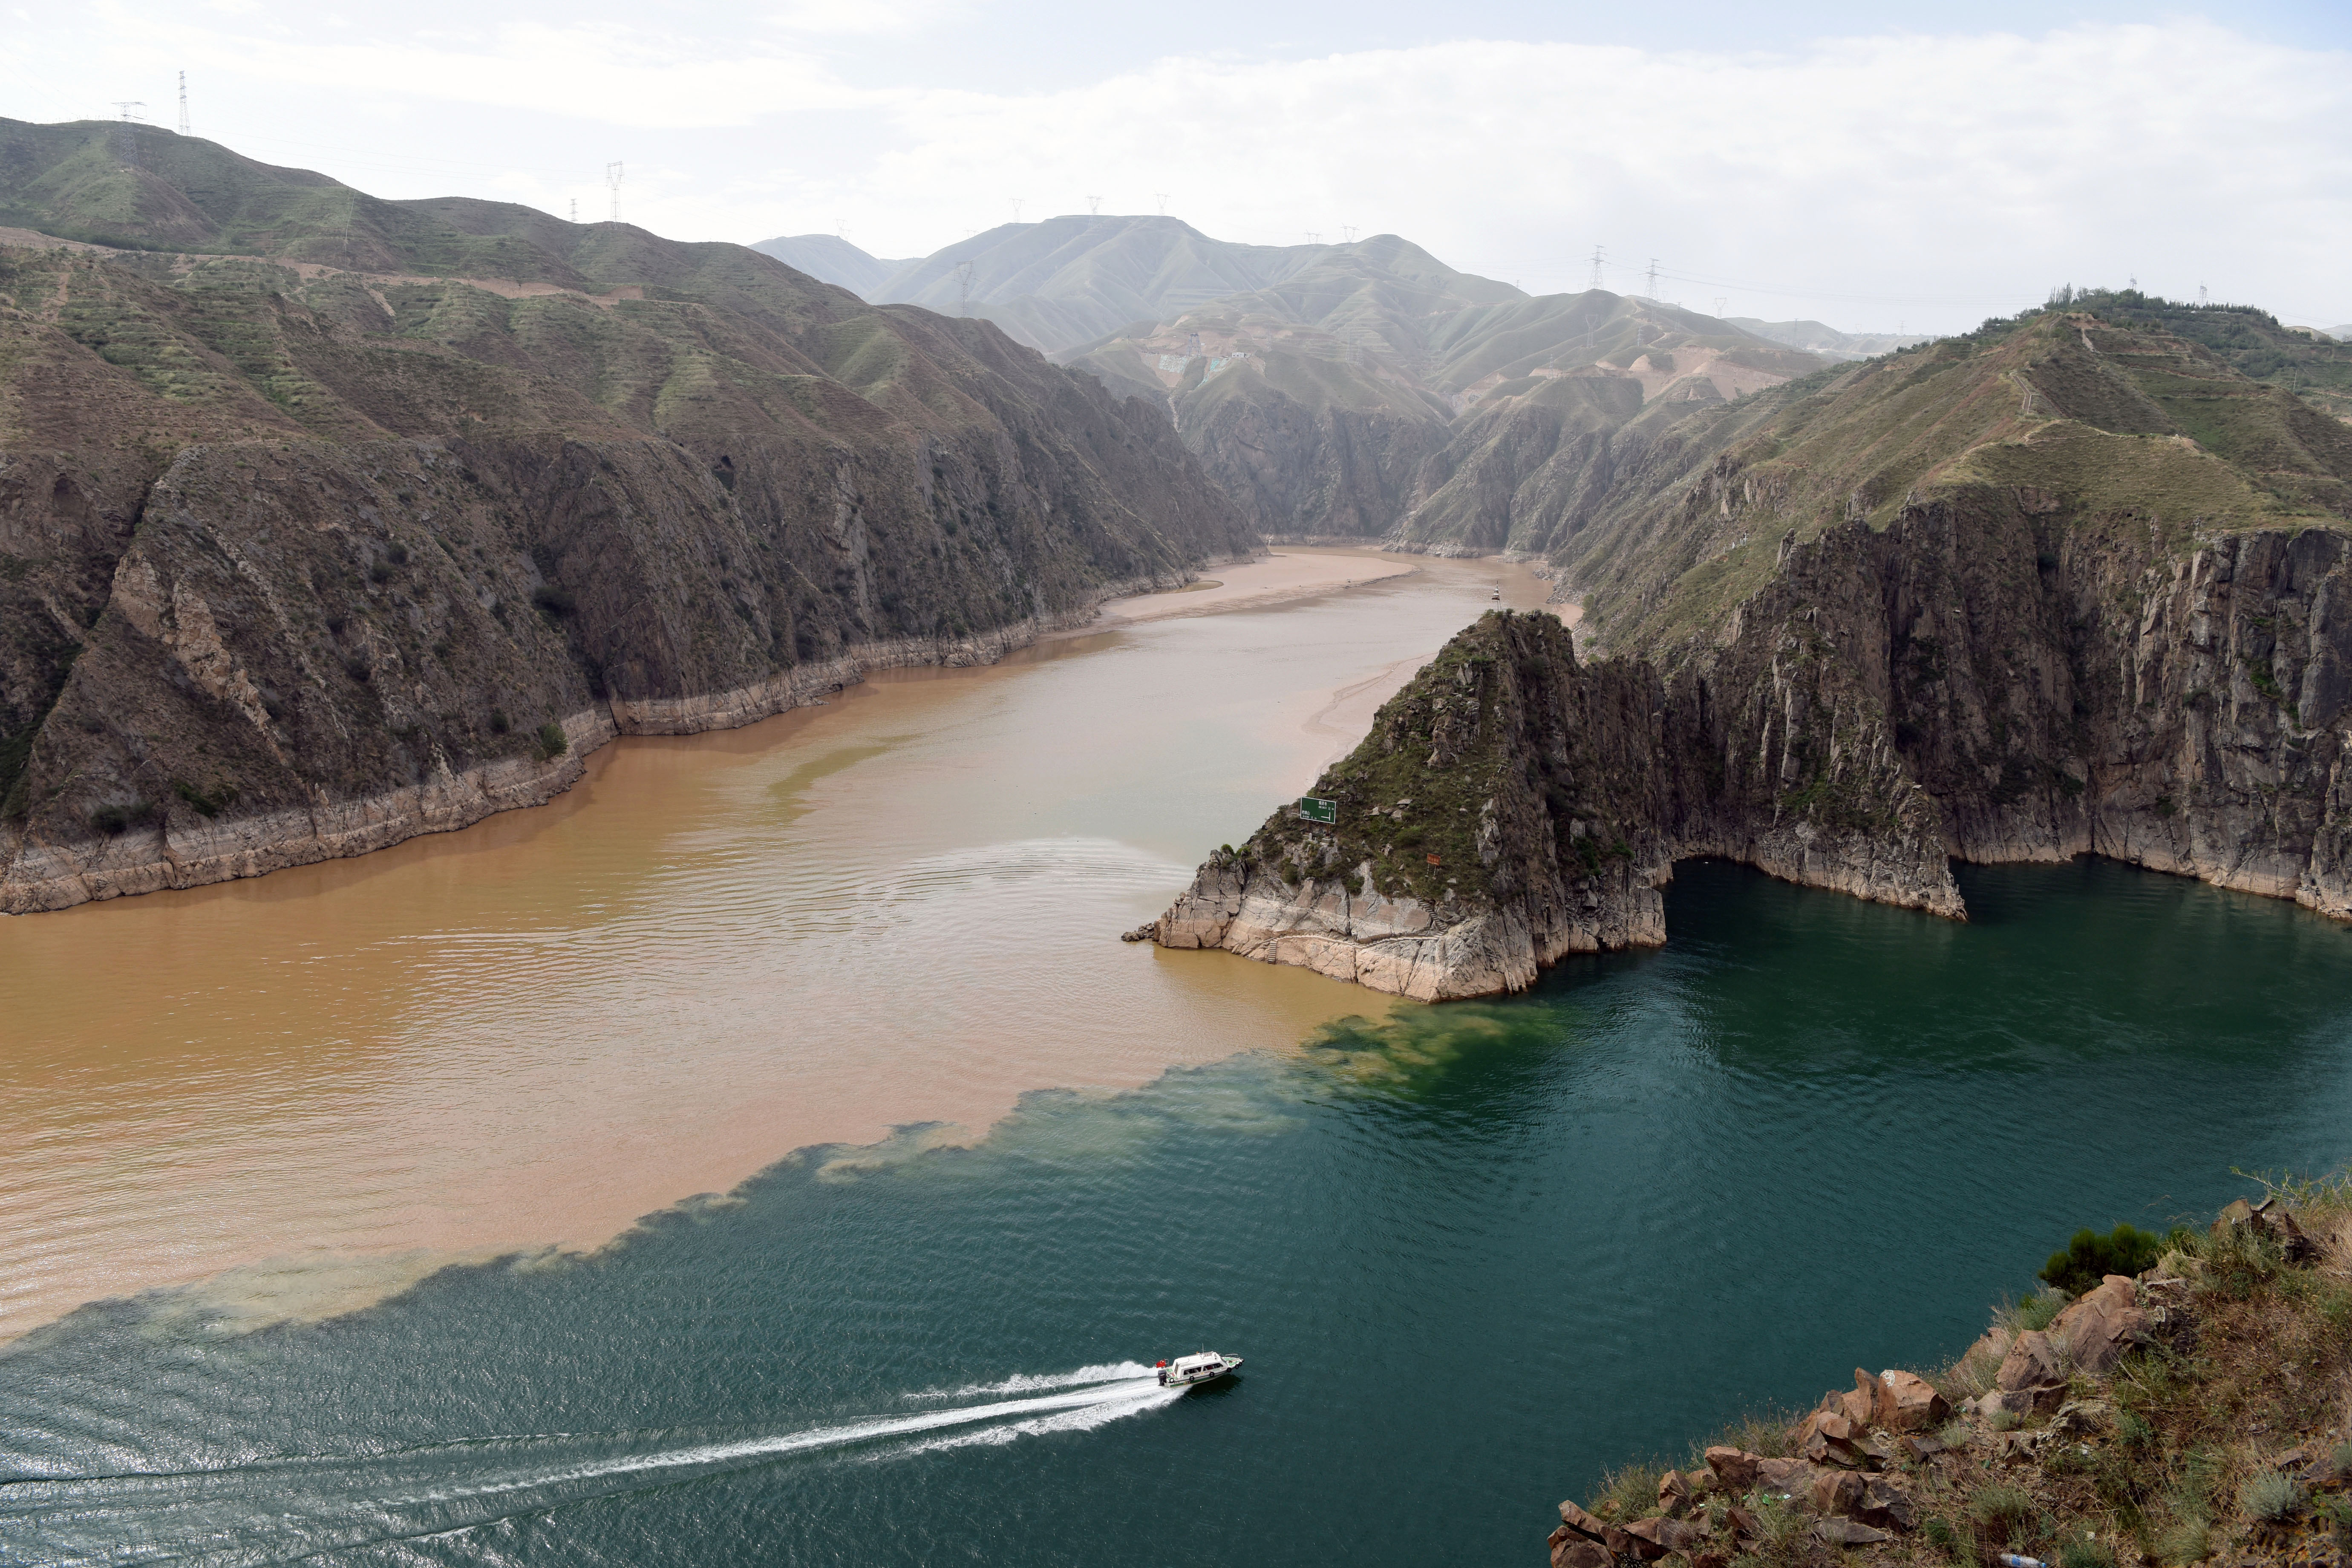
left=1154, top=1351, right=1242, bottom=1387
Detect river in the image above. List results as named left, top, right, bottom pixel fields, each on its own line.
left=5, top=552, right=2351, bottom=1567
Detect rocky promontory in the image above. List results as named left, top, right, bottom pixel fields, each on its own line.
left=1148, top=306, right=2352, bottom=1000
left=1145, top=609, right=1955, bottom=999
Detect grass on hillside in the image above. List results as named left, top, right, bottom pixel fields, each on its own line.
left=1556, top=1173, right=2352, bottom=1568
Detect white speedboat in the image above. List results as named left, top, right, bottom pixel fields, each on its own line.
left=1154, top=1351, right=1243, bottom=1387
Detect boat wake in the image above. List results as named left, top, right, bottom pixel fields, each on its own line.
left=1, top=1365, right=1183, bottom=1565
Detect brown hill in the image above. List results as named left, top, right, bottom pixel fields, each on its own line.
left=0, top=120, right=1252, bottom=911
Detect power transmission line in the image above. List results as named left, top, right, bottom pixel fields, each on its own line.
left=1154, top=192, right=1168, bottom=215
left=1010, top=197, right=1023, bottom=223
left=605, top=161, right=623, bottom=222
left=177, top=72, right=189, bottom=135
left=1086, top=195, right=1101, bottom=215
left=1645, top=257, right=1660, bottom=299
left=1586, top=245, right=1605, bottom=290
left=112, top=101, right=145, bottom=122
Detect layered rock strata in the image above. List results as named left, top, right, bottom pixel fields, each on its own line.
left=1150, top=309, right=2352, bottom=1000
left=0, top=148, right=1255, bottom=910
left=1147, top=609, right=1956, bottom=1000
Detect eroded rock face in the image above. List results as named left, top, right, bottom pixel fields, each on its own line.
left=1152, top=480, right=2352, bottom=998
left=0, top=238, right=1255, bottom=911
left=1148, top=609, right=1956, bottom=999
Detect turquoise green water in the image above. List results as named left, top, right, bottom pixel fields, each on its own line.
left=6, top=856, right=2350, bottom=1565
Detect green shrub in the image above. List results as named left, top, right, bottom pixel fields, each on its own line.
left=2015, top=1291, right=2066, bottom=1331
left=1969, top=1484, right=2035, bottom=1545
left=2059, top=1533, right=2117, bottom=1568
left=87, top=798, right=161, bottom=835
left=1923, top=1516, right=1963, bottom=1556
left=2238, top=1471, right=2300, bottom=1522
left=534, top=722, right=568, bottom=761
left=2041, top=1224, right=2173, bottom=1294
left=2115, top=1408, right=2156, bottom=1452
left=170, top=778, right=239, bottom=818
left=2196, top=1220, right=2284, bottom=1297
left=1588, top=1461, right=1663, bottom=1522
left=2153, top=1519, right=2210, bottom=1564
left=2179, top=1447, right=2226, bottom=1511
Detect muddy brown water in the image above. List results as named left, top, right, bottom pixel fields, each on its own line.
left=1, top=551, right=1548, bottom=1340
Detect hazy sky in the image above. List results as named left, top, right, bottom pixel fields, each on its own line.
left=7, top=0, right=2348, bottom=333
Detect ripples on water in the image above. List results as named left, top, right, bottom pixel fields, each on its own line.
left=7, top=859, right=2351, bottom=1567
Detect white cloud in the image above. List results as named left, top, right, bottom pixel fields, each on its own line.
left=765, top=0, right=958, bottom=36
left=6, top=9, right=2346, bottom=330
left=797, top=23, right=2349, bottom=328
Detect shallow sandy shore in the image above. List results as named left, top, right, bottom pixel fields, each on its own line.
left=1080, top=548, right=1417, bottom=628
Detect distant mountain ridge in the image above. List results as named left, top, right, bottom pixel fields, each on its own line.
left=871, top=215, right=1355, bottom=357
left=1726, top=317, right=1931, bottom=361
left=919, top=220, right=1835, bottom=543
left=747, top=233, right=915, bottom=297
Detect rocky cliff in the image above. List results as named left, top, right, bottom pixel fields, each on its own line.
left=1544, top=1188, right=2352, bottom=1568
left=1148, top=307, right=2352, bottom=998
left=0, top=121, right=1255, bottom=912
left=1059, top=262, right=1829, bottom=541
left=1146, top=610, right=1955, bottom=1000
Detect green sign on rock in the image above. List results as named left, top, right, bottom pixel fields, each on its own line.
left=1299, top=796, right=1337, bottom=824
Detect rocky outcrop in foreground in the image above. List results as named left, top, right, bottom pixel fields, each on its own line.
left=1548, top=1190, right=2352, bottom=1568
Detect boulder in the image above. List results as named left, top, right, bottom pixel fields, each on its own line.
left=1622, top=1516, right=1706, bottom=1556
left=1793, top=1409, right=1865, bottom=1467
left=1857, top=1477, right=1917, bottom=1532
left=1551, top=1537, right=1611, bottom=1568
left=2050, top=1276, right=2148, bottom=1374
left=1657, top=1469, right=1693, bottom=1518
left=1822, top=1369, right=1877, bottom=1429
left=1809, top=1468, right=1865, bottom=1518
left=1978, top=1383, right=2067, bottom=1417
left=1996, top=1329, right=2064, bottom=1392
left=1814, top=1519, right=1892, bottom=1546
left=1900, top=1434, right=1948, bottom=1462
left=1689, top=1552, right=1732, bottom=1568
left=1617, top=1517, right=1672, bottom=1560
left=1756, top=1457, right=1816, bottom=1496
left=1876, top=1369, right=1951, bottom=1432
left=1557, top=1502, right=1611, bottom=1542
left=1726, top=1506, right=1763, bottom=1542
left=1704, top=1447, right=1763, bottom=1489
